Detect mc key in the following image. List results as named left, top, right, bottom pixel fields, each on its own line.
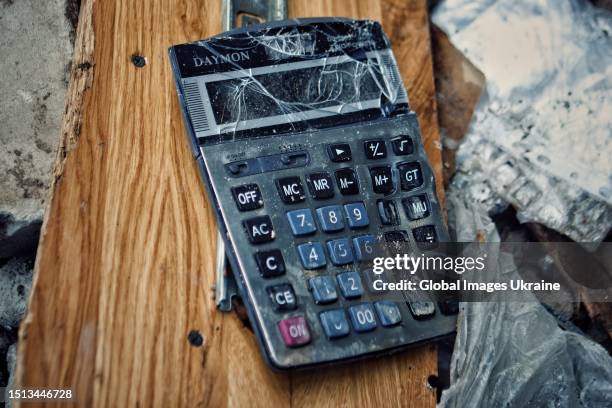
left=170, top=18, right=454, bottom=370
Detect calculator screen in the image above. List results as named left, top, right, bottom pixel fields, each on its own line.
left=205, top=60, right=386, bottom=125
left=171, top=19, right=410, bottom=142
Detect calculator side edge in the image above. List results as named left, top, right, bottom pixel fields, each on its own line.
left=168, top=47, right=202, bottom=160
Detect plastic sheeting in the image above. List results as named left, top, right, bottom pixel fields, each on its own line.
left=433, top=0, right=612, bottom=242
left=440, top=190, right=612, bottom=407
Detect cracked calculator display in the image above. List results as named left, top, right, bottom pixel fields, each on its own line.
left=170, top=19, right=408, bottom=141
left=205, top=60, right=383, bottom=125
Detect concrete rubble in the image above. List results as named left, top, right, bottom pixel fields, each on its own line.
left=0, top=0, right=74, bottom=400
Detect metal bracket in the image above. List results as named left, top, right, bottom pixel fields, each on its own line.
left=215, top=0, right=288, bottom=312
left=223, top=0, right=287, bottom=29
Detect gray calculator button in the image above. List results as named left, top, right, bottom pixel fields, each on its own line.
left=335, top=168, right=359, bottom=195
left=369, top=166, right=394, bottom=194
left=243, top=216, right=274, bottom=244
left=391, top=135, right=414, bottom=155
left=336, top=271, right=363, bottom=299
left=286, top=208, right=317, bottom=236
left=364, top=139, right=387, bottom=159
left=309, top=276, right=338, bottom=304
left=276, top=176, right=306, bottom=204
left=297, top=242, right=326, bottom=269
left=377, top=199, right=399, bottom=225
left=326, top=238, right=354, bottom=265
left=344, top=202, right=369, bottom=228
left=402, top=194, right=430, bottom=220
left=328, top=144, right=352, bottom=162
left=231, top=184, right=263, bottom=211
left=352, top=235, right=376, bottom=261
left=267, top=284, right=297, bottom=312
left=319, top=309, right=350, bottom=339
left=306, top=172, right=335, bottom=199
left=412, top=225, right=438, bottom=249
left=398, top=162, right=423, bottom=191
left=316, top=205, right=344, bottom=232
left=374, top=301, right=402, bottom=327
left=348, top=303, right=377, bottom=332
left=408, top=301, right=436, bottom=319
left=254, top=250, right=285, bottom=277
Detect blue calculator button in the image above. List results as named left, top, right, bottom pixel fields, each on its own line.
left=319, top=309, right=350, bottom=339
left=374, top=301, right=402, bottom=327
left=326, top=238, right=354, bottom=265
left=316, top=205, right=345, bottom=232
left=352, top=235, right=377, bottom=261
left=348, top=303, right=377, bottom=332
left=336, top=272, right=363, bottom=299
left=286, top=209, right=317, bottom=236
left=297, top=242, right=326, bottom=269
left=309, top=276, right=338, bottom=304
left=344, top=202, right=369, bottom=229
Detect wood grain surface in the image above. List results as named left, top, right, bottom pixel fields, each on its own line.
left=16, top=1, right=442, bottom=406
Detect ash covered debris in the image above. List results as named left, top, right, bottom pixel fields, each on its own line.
left=433, top=0, right=612, bottom=242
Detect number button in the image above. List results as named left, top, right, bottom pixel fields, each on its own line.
left=286, top=209, right=317, bottom=236
left=377, top=199, right=399, bottom=225
left=352, top=235, right=376, bottom=261
left=326, top=238, right=354, bottom=265
left=308, top=275, right=338, bottom=304
left=374, top=301, right=402, bottom=327
left=336, top=272, right=363, bottom=299
left=391, top=135, right=414, bottom=155
left=297, top=242, right=326, bottom=269
left=316, top=205, right=344, bottom=232
left=344, top=202, right=369, bottom=229
left=402, top=195, right=430, bottom=220
left=364, top=140, right=387, bottom=159
left=369, top=166, right=394, bottom=194
left=231, top=184, right=263, bottom=211
left=348, top=303, right=377, bottom=332
left=327, top=143, right=352, bottom=162
left=306, top=172, right=334, bottom=199
left=319, top=309, right=350, bottom=339
left=276, top=176, right=306, bottom=204
left=278, top=316, right=311, bottom=347
left=398, top=162, right=423, bottom=191
left=335, top=168, right=359, bottom=195
left=254, top=250, right=285, bottom=277
left=267, top=284, right=297, bottom=311
left=243, top=216, right=274, bottom=244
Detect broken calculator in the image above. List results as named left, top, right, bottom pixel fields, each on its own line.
left=169, top=18, right=456, bottom=369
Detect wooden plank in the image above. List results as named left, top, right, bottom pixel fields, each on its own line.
left=16, top=1, right=442, bottom=406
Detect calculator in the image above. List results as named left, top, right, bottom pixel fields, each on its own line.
left=169, top=18, right=456, bottom=369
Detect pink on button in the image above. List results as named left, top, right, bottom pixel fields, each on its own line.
left=278, top=315, right=311, bottom=347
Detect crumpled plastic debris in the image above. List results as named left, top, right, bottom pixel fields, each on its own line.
left=432, top=0, right=612, bottom=242
left=440, top=190, right=612, bottom=408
